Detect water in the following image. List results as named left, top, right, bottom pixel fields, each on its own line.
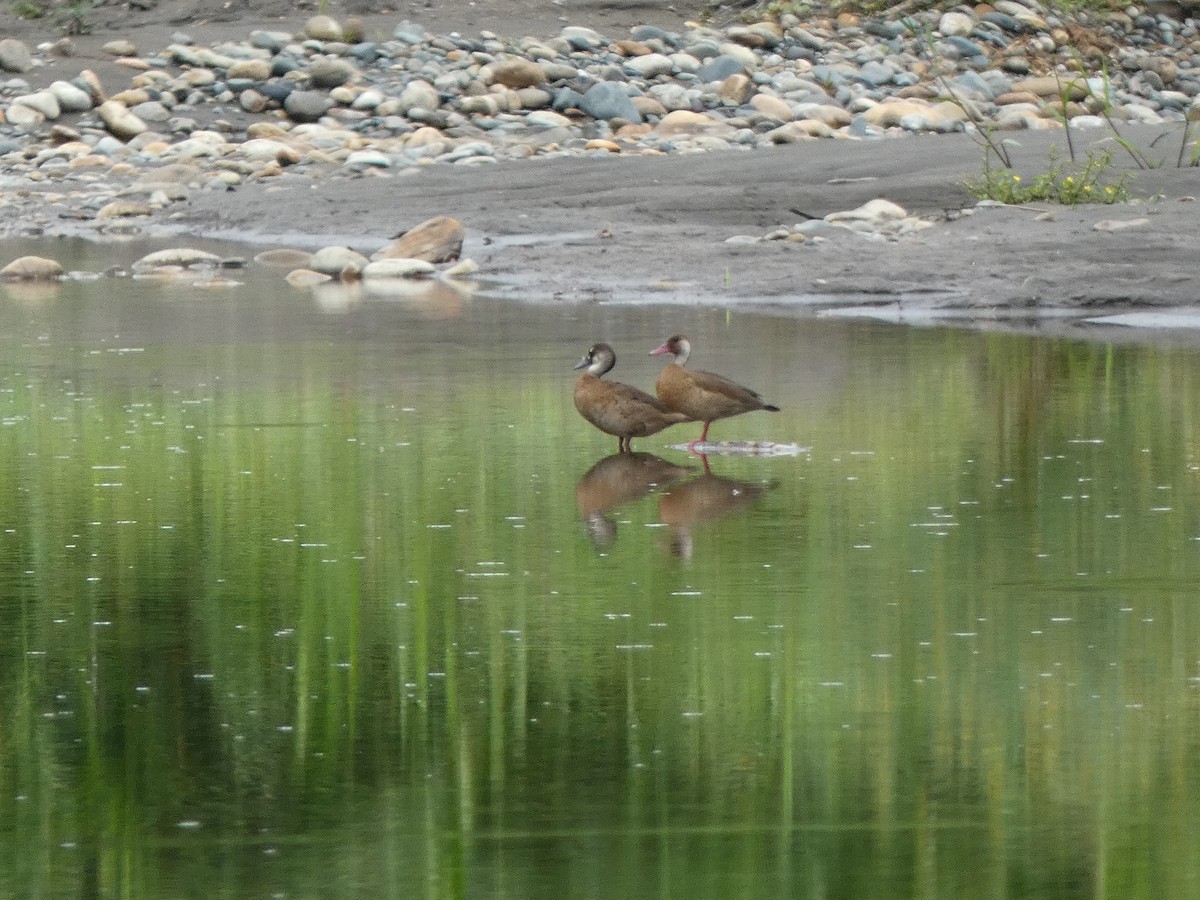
left=2, top=239, right=1200, bottom=898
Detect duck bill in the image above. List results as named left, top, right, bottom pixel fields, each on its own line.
left=573, top=355, right=591, bottom=370
left=649, top=342, right=671, bottom=356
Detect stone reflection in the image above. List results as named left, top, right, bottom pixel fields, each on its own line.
left=658, top=456, right=776, bottom=559
left=575, top=452, right=694, bottom=549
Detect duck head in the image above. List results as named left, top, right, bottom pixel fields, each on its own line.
left=649, top=334, right=691, bottom=365
left=574, top=342, right=617, bottom=377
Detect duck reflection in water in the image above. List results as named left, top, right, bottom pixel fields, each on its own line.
left=658, top=456, right=777, bottom=559
left=575, top=452, right=775, bottom=555
left=575, top=452, right=696, bottom=549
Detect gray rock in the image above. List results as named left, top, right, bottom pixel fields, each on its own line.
left=857, top=61, right=896, bottom=86
left=560, top=26, right=605, bottom=50
left=130, top=101, right=171, bottom=122
left=308, top=58, right=357, bottom=89
left=579, top=81, right=642, bottom=123
left=0, top=39, right=33, bottom=73
left=284, top=90, right=333, bottom=122
left=697, top=55, right=745, bottom=83
left=250, top=30, right=292, bottom=52
left=393, top=21, right=429, bottom=44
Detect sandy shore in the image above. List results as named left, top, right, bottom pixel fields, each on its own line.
left=5, top=2, right=1200, bottom=337
left=166, top=121, right=1200, bottom=334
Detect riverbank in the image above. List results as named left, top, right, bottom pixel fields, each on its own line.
left=2, top=0, right=1200, bottom=335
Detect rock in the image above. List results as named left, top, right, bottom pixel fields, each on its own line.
left=49, top=80, right=93, bottom=112
left=396, top=80, right=440, bottom=113
left=239, top=139, right=301, bottom=164
left=0, top=39, right=33, bottom=73
left=560, top=26, right=605, bottom=50
left=717, top=73, right=753, bottom=104
left=14, top=91, right=59, bottom=120
left=1011, top=76, right=1089, bottom=100
left=130, top=101, right=170, bottom=122
left=284, top=91, right=333, bottom=123
left=443, top=259, right=480, bottom=278
left=133, top=249, right=222, bottom=271
left=862, top=99, right=965, bottom=128
left=308, top=58, right=357, bottom=89
left=309, top=246, right=369, bottom=276
left=751, top=94, right=793, bottom=121
left=346, top=149, right=391, bottom=168
left=656, top=110, right=718, bottom=135
left=626, top=53, right=675, bottom=78
left=826, top=199, right=909, bottom=224
left=228, top=58, right=272, bottom=81
left=767, top=119, right=835, bottom=141
left=305, top=15, right=344, bottom=41
left=579, top=82, right=641, bottom=123
left=4, top=104, right=44, bottom=129
left=490, top=58, right=547, bottom=89
left=373, top=216, right=464, bottom=263
left=1, top=256, right=64, bottom=280
left=697, top=55, right=745, bottom=83
left=392, top=21, right=429, bottom=44
left=239, top=89, right=268, bottom=114
left=362, top=258, right=437, bottom=279
left=102, top=39, right=137, bottom=56
left=97, top=101, right=148, bottom=140
left=96, top=201, right=151, bottom=219
left=526, top=110, right=573, bottom=128
left=939, top=11, right=976, bottom=36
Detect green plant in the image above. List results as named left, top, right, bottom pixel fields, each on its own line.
left=11, top=0, right=45, bottom=18
left=52, top=0, right=96, bottom=34
left=965, top=146, right=1133, bottom=205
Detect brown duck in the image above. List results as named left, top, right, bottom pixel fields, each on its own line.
left=649, top=334, right=780, bottom=447
left=574, top=343, right=693, bottom=453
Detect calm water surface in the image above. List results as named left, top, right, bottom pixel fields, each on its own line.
left=1, top=240, right=1199, bottom=898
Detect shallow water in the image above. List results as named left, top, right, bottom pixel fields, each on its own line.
left=2, top=239, right=1200, bottom=898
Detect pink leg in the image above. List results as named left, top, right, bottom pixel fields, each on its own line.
left=687, top=421, right=711, bottom=452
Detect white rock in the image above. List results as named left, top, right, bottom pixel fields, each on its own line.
left=826, top=198, right=908, bottom=224
left=49, top=80, right=93, bottom=112
left=1, top=256, right=64, bottom=279
left=939, top=11, right=976, bottom=36
left=133, top=248, right=222, bottom=271
left=14, top=91, right=61, bottom=120
left=346, top=149, right=391, bottom=168
left=443, top=258, right=479, bottom=278
left=4, top=103, right=44, bottom=128
left=362, top=258, right=436, bottom=279
left=309, top=246, right=369, bottom=276
left=626, top=53, right=675, bottom=78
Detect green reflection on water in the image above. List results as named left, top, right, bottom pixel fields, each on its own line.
left=0, top=255, right=1199, bottom=898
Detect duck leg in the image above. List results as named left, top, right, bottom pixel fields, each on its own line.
left=687, top=421, right=712, bottom=451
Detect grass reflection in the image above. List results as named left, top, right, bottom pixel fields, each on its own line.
left=0, top=319, right=1198, bottom=898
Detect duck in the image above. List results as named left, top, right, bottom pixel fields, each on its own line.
left=574, top=343, right=694, bottom=453
left=649, top=334, right=780, bottom=447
